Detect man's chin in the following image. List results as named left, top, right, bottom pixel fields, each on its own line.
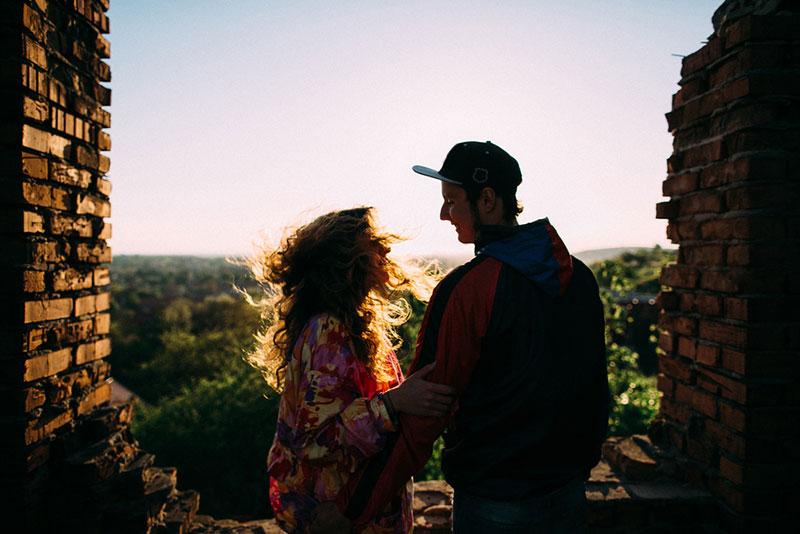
left=457, top=233, right=475, bottom=244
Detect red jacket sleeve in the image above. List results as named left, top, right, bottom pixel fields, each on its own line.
left=337, top=257, right=502, bottom=525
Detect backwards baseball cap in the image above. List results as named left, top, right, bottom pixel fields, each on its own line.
left=412, top=141, right=522, bottom=195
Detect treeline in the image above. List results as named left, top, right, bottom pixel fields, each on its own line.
left=109, top=248, right=673, bottom=518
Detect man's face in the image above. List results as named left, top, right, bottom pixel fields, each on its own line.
left=440, top=182, right=477, bottom=244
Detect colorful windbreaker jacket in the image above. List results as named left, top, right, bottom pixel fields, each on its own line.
left=267, top=314, right=412, bottom=534
left=337, top=218, right=610, bottom=527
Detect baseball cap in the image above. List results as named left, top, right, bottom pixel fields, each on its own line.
left=412, top=141, right=522, bottom=195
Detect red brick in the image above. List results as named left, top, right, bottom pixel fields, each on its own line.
left=22, top=211, right=45, bottom=233
left=679, top=192, right=723, bottom=216
left=74, top=243, right=111, bottom=263
left=734, top=217, right=785, bottom=240
left=24, top=298, right=73, bottom=323
left=724, top=297, right=748, bottom=321
left=23, top=271, right=46, bottom=293
left=24, top=411, right=72, bottom=446
left=698, top=367, right=748, bottom=403
left=93, top=268, right=110, bottom=286
left=723, top=14, right=800, bottom=49
left=75, top=194, right=111, bottom=217
left=700, top=320, right=748, bottom=348
left=674, top=381, right=694, bottom=405
left=678, top=336, right=697, bottom=359
left=658, top=330, right=675, bottom=353
left=679, top=139, right=724, bottom=169
left=727, top=243, right=797, bottom=268
left=658, top=373, right=675, bottom=397
left=720, top=402, right=747, bottom=432
left=660, top=264, right=698, bottom=289
left=683, top=245, right=725, bottom=267
left=693, top=388, right=718, bottom=418
left=95, top=292, right=110, bottom=312
left=655, top=201, right=678, bottom=219
left=51, top=268, right=93, bottom=292
left=661, top=396, right=692, bottom=424
left=96, top=177, right=112, bottom=196
left=701, top=271, right=738, bottom=293
left=23, top=348, right=71, bottom=382
left=681, top=37, right=724, bottom=78
left=669, top=220, right=701, bottom=242
left=94, top=313, right=110, bottom=335
left=97, top=222, right=112, bottom=240
left=75, top=338, right=111, bottom=365
left=726, top=184, right=798, bottom=212
left=678, top=292, right=695, bottom=312
left=661, top=354, right=694, bottom=383
left=49, top=214, right=93, bottom=237
left=672, top=76, right=709, bottom=108
left=706, top=419, right=745, bottom=458
left=74, top=295, right=97, bottom=317
left=696, top=294, right=723, bottom=316
left=26, top=241, right=67, bottom=265
left=21, top=153, right=48, bottom=179
left=50, top=162, right=92, bottom=188
left=697, top=343, right=721, bottom=366
left=721, top=348, right=746, bottom=375
left=701, top=218, right=736, bottom=240
left=663, top=172, right=699, bottom=196
left=76, top=381, right=111, bottom=416
left=674, top=316, right=697, bottom=336
left=720, top=455, right=744, bottom=485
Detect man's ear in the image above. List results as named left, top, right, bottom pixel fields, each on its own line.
left=478, top=187, right=497, bottom=215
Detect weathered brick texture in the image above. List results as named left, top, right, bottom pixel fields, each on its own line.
left=655, top=3, right=800, bottom=530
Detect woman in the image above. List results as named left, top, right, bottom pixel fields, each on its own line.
left=247, top=207, right=454, bottom=533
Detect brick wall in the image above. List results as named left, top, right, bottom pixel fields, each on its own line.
left=655, top=3, right=800, bottom=529
left=1, top=0, right=112, bottom=465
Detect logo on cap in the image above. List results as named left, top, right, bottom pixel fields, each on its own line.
left=472, top=168, right=489, bottom=183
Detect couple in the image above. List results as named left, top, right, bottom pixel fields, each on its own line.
left=250, top=141, right=609, bottom=533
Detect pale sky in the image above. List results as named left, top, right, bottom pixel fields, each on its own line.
left=107, top=0, right=719, bottom=257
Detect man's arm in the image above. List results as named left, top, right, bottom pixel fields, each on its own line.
left=337, top=257, right=502, bottom=525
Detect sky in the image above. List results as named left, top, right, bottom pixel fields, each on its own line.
left=107, top=0, right=720, bottom=258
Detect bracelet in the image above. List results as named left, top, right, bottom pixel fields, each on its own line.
left=377, top=391, right=400, bottom=428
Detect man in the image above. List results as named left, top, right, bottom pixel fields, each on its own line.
left=338, top=141, right=609, bottom=532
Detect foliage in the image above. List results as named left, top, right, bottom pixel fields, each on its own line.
left=113, top=247, right=673, bottom=517
left=132, top=365, right=279, bottom=518
left=590, top=246, right=675, bottom=435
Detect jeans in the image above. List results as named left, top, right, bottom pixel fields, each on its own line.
left=452, top=479, right=587, bottom=533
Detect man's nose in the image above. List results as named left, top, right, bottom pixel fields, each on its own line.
left=440, top=205, right=448, bottom=221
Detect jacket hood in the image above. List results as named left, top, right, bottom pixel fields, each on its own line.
left=476, top=218, right=574, bottom=296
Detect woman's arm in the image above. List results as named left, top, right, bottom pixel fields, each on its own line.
left=292, top=337, right=396, bottom=461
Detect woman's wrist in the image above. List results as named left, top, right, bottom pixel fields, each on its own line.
left=378, top=390, right=400, bottom=427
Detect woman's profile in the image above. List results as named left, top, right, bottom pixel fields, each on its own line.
left=247, top=207, right=454, bottom=533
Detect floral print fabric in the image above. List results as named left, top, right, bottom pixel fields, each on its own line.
left=267, top=314, right=412, bottom=533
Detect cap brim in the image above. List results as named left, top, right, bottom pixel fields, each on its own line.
left=412, top=165, right=462, bottom=185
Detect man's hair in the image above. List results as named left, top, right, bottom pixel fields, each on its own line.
left=465, top=186, right=523, bottom=223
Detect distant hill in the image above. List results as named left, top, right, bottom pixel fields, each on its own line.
left=573, top=247, right=670, bottom=265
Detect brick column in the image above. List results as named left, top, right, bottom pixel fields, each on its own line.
left=0, top=0, right=113, bottom=528
left=656, top=3, right=799, bottom=530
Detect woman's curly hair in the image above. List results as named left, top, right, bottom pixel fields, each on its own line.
left=246, top=207, right=437, bottom=393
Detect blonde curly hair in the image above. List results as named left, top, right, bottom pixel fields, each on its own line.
left=246, top=207, right=437, bottom=393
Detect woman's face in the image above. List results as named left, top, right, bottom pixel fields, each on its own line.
left=370, top=240, right=391, bottom=287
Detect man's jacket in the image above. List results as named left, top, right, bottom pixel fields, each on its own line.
left=337, top=218, right=610, bottom=525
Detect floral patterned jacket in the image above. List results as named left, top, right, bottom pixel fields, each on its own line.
left=267, top=313, right=413, bottom=533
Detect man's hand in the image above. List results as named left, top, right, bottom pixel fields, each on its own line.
left=309, top=501, right=351, bottom=533
left=386, top=363, right=456, bottom=417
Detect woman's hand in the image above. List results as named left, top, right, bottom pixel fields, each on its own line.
left=386, top=363, right=456, bottom=417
